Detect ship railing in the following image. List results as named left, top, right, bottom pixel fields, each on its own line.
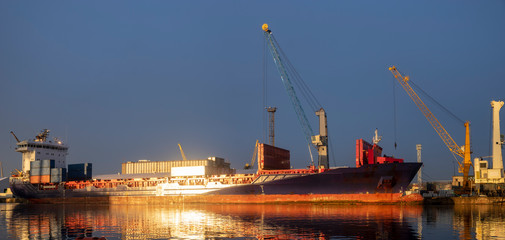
left=257, top=168, right=318, bottom=175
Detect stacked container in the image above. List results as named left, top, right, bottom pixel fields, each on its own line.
left=68, top=163, right=92, bottom=181
left=50, top=168, right=67, bottom=183
left=30, top=159, right=54, bottom=184
left=258, top=143, right=290, bottom=170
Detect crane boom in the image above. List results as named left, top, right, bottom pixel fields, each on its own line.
left=178, top=143, right=188, bottom=161
left=263, top=25, right=314, bottom=146
left=262, top=23, right=329, bottom=169
left=389, top=66, right=472, bottom=188
left=244, top=140, right=259, bottom=169
left=10, top=131, right=20, bottom=143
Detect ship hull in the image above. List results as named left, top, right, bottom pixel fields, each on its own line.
left=10, top=162, right=422, bottom=204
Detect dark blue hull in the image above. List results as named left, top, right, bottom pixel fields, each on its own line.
left=210, top=162, right=421, bottom=195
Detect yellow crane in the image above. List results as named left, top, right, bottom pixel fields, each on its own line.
left=389, top=66, right=472, bottom=190
left=244, top=140, right=259, bottom=169
left=178, top=143, right=188, bottom=161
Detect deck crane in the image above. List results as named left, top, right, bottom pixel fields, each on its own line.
left=10, top=131, right=20, bottom=143
left=262, top=23, right=329, bottom=169
left=244, top=140, right=259, bottom=169
left=389, top=66, right=472, bottom=190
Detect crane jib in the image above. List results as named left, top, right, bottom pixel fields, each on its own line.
left=265, top=32, right=315, bottom=147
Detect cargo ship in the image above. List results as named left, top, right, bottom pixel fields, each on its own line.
left=9, top=129, right=422, bottom=204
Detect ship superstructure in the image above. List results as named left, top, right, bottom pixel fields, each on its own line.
left=14, top=129, right=68, bottom=175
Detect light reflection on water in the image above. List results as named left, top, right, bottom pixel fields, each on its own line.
left=0, top=203, right=504, bottom=239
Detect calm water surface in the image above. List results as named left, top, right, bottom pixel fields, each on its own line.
left=1, top=203, right=504, bottom=239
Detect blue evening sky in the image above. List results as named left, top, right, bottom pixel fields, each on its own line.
left=1, top=1, right=504, bottom=180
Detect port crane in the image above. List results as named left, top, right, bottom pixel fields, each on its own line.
left=389, top=66, right=472, bottom=189
left=262, top=23, right=329, bottom=169
left=178, top=143, right=188, bottom=161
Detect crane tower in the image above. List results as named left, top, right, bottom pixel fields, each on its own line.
left=267, top=107, right=277, bottom=146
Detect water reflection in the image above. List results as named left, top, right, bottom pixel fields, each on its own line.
left=454, top=205, right=505, bottom=240
left=1, top=203, right=504, bottom=239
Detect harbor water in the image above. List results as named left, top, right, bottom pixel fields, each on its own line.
left=1, top=203, right=505, bottom=239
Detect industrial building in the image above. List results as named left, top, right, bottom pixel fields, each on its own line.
left=474, top=101, right=504, bottom=184
left=121, top=157, right=236, bottom=176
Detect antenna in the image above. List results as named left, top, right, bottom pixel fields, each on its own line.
left=372, top=128, right=382, bottom=145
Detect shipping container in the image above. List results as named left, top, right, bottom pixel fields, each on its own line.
left=30, top=168, right=41, bottom=176
left=258, top=143, right=290, bottom=170
left=40, top=167, right=51, bottom=176
left=30, top=167, right=51, bottom=176
left=50, top=175, right=61, bottom=183
left=171, top=166, right=207, bottom=177
left=30, top=160, right=41, bottom=169
left=40, top=175, right=50, bottom=183
left=41, top=159, right=55, bottom=168
left=121, top=159, right=234, bottom=175
left=30, top=175, right=41, bottom=184
left=68, top=163, right=92, bottom=181
left=50, top=168, right=67, bottom=183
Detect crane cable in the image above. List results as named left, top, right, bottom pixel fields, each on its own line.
left=272, top=35, right=319, bottom=110
left=271, top=35, right=322, bottom=112
left=392, top=68, right=465, bottom=170
left=395, top=68, right=465, bottom=125
left=328, top=132, right=338, bottom=167
left=409, top=80, right=465, bottom=125
left=262, top=36, right=268, bottom=143
left=266, top=32, right=337, bottom=166
left=401, top=72, right=466, bottom=170
left=392, top=74, right=398, bottom=150
left=270, top=33, right=338, bottom=166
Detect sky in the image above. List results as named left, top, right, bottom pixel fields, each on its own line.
left=1, top=1, right=504, bottom=180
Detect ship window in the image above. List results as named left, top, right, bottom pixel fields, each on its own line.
left=480, top=163, right=487, bottom=168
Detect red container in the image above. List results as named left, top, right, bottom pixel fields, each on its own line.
left=356, top=139, right=373, bottom=167
left=355, top=139, right=384, bottom=167
left=258, top=143, right=290, bottom=170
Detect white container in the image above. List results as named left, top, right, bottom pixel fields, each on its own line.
left=171, top=166, right=207, bottom=177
